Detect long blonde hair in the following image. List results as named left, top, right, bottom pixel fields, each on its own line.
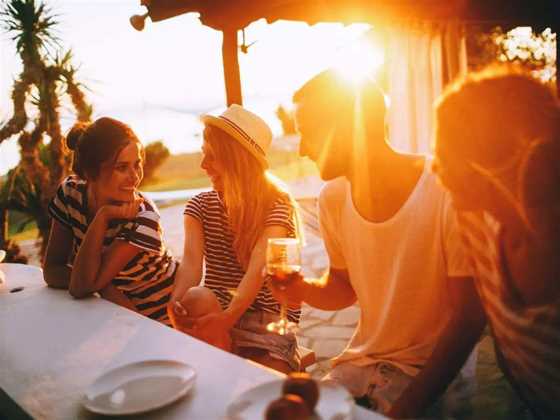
left=204, top=125, right=302, bottom=268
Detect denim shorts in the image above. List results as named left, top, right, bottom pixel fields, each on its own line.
left=325, top=358, right=477, bottom=416
left=231, top=310, right=301, bottom=371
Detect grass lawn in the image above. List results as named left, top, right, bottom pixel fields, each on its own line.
left=11, top=226, right=39, bottom=243
left=142, top=155, right=317, bottom=192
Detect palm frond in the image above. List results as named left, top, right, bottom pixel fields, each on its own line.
left=0, top=0, right=60, bottom=59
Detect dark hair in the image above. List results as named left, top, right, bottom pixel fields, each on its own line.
left=66, top=117, right=142, bottom=180
left=293, top=69, right=386, bottom=145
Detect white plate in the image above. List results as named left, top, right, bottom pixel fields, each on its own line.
left=226, top=379, right=354, bottom=420
left=83, top=359, right=196, bottom=415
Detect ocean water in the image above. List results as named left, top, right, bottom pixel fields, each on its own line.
left=0, top=98, right=291, bottom=175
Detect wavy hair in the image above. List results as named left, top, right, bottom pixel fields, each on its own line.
left=203, top=125, right=302, bottom=268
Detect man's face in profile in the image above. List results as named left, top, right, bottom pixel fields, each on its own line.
left=294, top=99, right=349, bottom=181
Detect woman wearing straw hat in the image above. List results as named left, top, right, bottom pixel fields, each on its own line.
left=169, top=105, right=303, bottom=373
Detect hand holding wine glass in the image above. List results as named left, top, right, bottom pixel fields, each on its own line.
left=266, top=238, right=302, bottom=335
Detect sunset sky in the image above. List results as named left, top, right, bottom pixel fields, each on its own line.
left=0, top=0, right=374, bottom=174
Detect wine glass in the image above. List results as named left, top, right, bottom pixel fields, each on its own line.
left=266, top=238, right=301, bottom=335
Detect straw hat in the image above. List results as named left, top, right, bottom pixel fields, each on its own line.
left=201, top=104, right=272, bottom=169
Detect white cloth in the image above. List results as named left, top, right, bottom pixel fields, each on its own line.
left=318, top=160, right=471, bottom=376
left=386, top=22, right=467, bottom=154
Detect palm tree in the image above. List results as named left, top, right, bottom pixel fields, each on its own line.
left=0, top=0, right=92, bottom=259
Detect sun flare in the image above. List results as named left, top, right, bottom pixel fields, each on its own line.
left=333, top=38, right=384, bottom=85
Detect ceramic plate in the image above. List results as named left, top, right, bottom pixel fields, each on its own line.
left=83, top=359, right=196, bottom=415
left=226, top=379, right=354, bottom=420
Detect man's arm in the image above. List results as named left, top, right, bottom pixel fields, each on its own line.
left=387, top=276, right=486, bottom=418
left=270, top=267, right=357, bottom=311
left=302, top=268, right=357, bottom=310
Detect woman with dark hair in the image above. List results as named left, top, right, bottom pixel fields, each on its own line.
left=433, top=67, right=560, bottom=418
left=43, top=117, right=177, bottom=325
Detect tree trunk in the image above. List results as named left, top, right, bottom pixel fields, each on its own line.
left=0, top=207, right=8, bottom=250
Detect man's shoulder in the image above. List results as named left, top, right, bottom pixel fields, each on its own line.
left=318, top=177, right=348, bottom=206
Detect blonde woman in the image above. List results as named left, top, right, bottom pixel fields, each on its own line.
left=170, top=105, right=302, bottom=373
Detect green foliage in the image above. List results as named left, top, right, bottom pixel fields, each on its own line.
left=1, top=143, right=51, bottom=235
left=0, top=0, right=92, bottom=259
left=141, top=141, right=171, bottom=187
left=1, top=0, right=59, bottom=59
left=468, top=26, right=556, bottom=84
left=142, top=149, right=317, bottom=192
left=2, top=240, right=28, bottom=264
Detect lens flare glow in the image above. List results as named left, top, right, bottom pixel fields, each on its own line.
left=333, top=38, right=384, bottom=85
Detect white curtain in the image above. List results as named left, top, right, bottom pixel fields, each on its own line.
left=386, top=21, right=467, bottom=154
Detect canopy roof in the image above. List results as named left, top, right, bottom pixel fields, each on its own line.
left=136, top=0, right=558, bottom=104
left=143, top=0, right=558, bottom=30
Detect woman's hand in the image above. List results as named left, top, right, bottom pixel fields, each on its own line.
left=99, top=197, right=142, bottom=222
left=167, top=300, right=197, bottom=331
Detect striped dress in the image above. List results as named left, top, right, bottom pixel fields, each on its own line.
left=184, top=191, right=301, bottom=322
left=48, top=175, right=177, bottom=325
left=458, top=211, right=560, bottom=418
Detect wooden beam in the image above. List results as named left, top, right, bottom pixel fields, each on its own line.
left=556, top=25, right=559, bottom=98
left=222, top=29, right=243, bottom=106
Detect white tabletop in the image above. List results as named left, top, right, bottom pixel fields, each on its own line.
left=0, top=263, right=44, bottom=295
left=0, top=269, right=383, bottom=420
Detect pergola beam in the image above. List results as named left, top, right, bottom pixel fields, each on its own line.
left=139, top=0, right=559, bottom=103
left=556, top=24, right=559, bottom=97
left=221, top=29, right=243, bottom=106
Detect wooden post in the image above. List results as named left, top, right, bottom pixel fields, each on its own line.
left=556, top=25, right=559, bottom=98
left=222, top=28, right=243, bottom=106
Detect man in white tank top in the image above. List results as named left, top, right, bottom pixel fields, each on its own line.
left=282, top=70, right=486, bottom=417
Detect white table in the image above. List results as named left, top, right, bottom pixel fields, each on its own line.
left=0, top=271, right=383, bottom=419
left=0, top=263, right=44, bottom=295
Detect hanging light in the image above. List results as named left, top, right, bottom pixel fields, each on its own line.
left=130, top=12, right=149, bottom=31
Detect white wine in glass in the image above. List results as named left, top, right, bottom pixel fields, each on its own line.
left=266, top=238, right=301, bottom=335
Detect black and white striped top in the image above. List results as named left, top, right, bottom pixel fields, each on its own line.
left=49, top=175, right=177, bottom=325
left=184, top=191, right=300, bottom=322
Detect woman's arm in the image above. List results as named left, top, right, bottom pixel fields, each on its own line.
left=43, top=219, right=74, bottom=289
left=170, top=214, right=205, bottom=303
left=69, top=200, right=140, bottom=298
left=99, top=283, right=137, bottom=310
left=196, top=225, right=289, bottom=331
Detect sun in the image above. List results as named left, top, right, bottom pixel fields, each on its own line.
left=332, top=37, right=384, bottom=85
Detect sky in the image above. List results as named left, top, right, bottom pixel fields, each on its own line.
left=0, top=0, right=372, bottom=174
